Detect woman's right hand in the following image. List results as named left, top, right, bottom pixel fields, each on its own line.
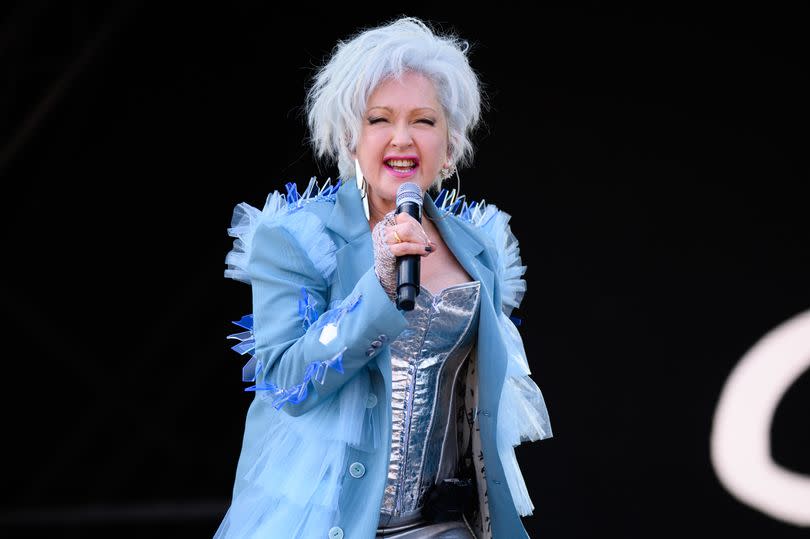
left=372, top=210, right=437, bottom=301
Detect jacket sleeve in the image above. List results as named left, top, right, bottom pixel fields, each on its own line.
left=247, top=218, right=409, bottom=417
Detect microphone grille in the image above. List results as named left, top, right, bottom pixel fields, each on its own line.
left=396, top=182, right=423, bottom=207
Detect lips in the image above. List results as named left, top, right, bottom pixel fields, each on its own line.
left=383, top=161, right=418, bottom=179
left=383, top=155, right=420, bottom=166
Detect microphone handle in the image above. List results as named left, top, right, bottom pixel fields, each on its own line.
left=395, top=200, right=422, bottom=311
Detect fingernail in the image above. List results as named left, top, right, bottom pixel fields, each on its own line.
left=425, top=245, right=433, bottom=252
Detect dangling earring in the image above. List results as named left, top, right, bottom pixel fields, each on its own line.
left=439, top=164, right=456, bottom=180
left=355, top=158, right=370, bottom=221
left=439, top=164, right=460, bottom=200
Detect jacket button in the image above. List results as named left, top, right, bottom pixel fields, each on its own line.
left=365, top=393, right=377, bottom=408
left=365, top=347, right=376, bottom=357
left=328, top=526, right=344, bottom=539
left=349, top=461, right=366, bottom=478
left=371, top=339, right=382, bottom=348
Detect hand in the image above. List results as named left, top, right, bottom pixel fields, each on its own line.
left=372, top=210, right=437, bottom=301
left=381, top=210, right=437, bottom=256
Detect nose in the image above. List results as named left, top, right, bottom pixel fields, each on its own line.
left=390, top=120, right=413, bottom=149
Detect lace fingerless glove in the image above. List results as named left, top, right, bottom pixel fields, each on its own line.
left=372, top=211, right=398, bottom=302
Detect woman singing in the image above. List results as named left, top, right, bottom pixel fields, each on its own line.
left=217, top=16, right=553, bottom=539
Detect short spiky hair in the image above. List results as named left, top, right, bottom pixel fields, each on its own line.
left=304, top=16, right=488, bottom=191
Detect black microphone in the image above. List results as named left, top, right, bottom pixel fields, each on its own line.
left=395, top=182, right=423, bottom=311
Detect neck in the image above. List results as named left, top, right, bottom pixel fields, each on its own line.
left=367, top=195, right=393, bottom=232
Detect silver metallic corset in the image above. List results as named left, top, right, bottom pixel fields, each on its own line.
left=378, top=280, right=482, bottom=530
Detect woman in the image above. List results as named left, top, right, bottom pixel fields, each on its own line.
left=218, top=17, right=552, bottom=539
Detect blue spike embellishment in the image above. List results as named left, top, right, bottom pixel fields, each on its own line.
left=246, top=346, right=348, bottom=410
left=227, top=312, right=349, bottom=410
left=231, top=313, right=253, bottom=331
left=226, top=289, right=360, bottom=409
left=226, top=314, right=259, bottom=383
left=285, top=181, right=300, bottom=205
left=434, top=189, right=448, bottom=207
left=281, top=177, right=343, bottom=215
left=433, top=187, right=490, bottom=226
left=311, top=291, right=362, bottom=331
left=298, top=287, right=320, bottom=331
left=313, top=292, right=362, bottom=346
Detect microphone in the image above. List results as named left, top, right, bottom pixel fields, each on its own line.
left=395, top=182, right=423, bottom=311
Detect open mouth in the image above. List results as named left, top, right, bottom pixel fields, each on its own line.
left=384, top=158, right=419, bottom=178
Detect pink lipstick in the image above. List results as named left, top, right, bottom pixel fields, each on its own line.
left=383, top=155, right=419, bottom=179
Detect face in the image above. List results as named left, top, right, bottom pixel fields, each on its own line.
left=352, top=70, right=451, bottom=215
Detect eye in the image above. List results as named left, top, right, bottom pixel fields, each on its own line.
left=368, top=117, right=386, bottom=124
left=418, top=118, right=435, bottom=125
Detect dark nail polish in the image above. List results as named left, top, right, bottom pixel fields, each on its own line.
left=425, top=245, right=433, bottom=252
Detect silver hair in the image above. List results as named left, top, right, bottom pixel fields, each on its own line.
left=303, top=16, right=488, bottom=191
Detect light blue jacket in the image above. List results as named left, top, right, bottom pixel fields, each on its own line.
left=217, top=177, right=552, bottom=539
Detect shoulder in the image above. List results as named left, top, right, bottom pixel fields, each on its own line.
left=432, top=188, right=518, bottom=248
left=224, top=177, right=343, bottom=285
left=433, top=189, right=527, bottom=316
left=256, top=176, right=341, bottom=229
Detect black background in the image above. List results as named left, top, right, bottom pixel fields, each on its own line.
left=1, top=3, right=807, bottom=538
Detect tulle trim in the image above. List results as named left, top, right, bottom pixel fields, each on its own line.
left=452, top=193, right=553, bottom=517
left=214, top=368, right=378, bottom=539
left=494, top=306, right=553, bottom=517
left=433, top=189, right=526, bottom=321
left=224, top=177, right=342, bottom=285
left=471, top=205, right=526, bottom=318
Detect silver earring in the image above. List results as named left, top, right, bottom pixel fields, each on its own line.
left=435, top=165, right=460, bottom=202
left=440, top=164, right=456, bottom=180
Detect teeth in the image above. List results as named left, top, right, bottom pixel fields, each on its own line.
left=386, top=159, right=416, bottom=167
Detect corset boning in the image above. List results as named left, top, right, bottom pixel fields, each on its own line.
left=378, top=280, right=481, bottom=530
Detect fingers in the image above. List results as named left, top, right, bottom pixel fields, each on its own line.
left=385, top=227, right=435, bottom=257
left=384, top=224, right=433, bottom=255
left=388, top=239, right=434, bottom=258
left=392, top=212, right=436, bottom=247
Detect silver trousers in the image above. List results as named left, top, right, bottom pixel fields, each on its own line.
left=375, top=515, right=475, bottom=538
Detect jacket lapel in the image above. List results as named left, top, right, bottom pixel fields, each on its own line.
left=423, top=189, right=495, bottom=305
left=324, top=179, right=375, bottom=295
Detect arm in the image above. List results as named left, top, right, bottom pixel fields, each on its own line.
left=247, top=219, right=409, bottom=416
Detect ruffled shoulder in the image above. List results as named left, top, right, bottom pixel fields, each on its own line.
left=224, top=176, right=344, bottom=397
left=224, top=177, right=343, bottom=285
left=432, top=188, right=527, bottom=319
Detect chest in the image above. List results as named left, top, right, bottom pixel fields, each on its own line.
left=419, top=234, right=473, bottom=295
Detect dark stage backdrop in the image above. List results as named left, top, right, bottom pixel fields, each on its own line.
left=1, top=3, right=807, bottom=538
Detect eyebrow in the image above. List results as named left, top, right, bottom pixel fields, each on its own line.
left=368, top=106, right=436, bottom=113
